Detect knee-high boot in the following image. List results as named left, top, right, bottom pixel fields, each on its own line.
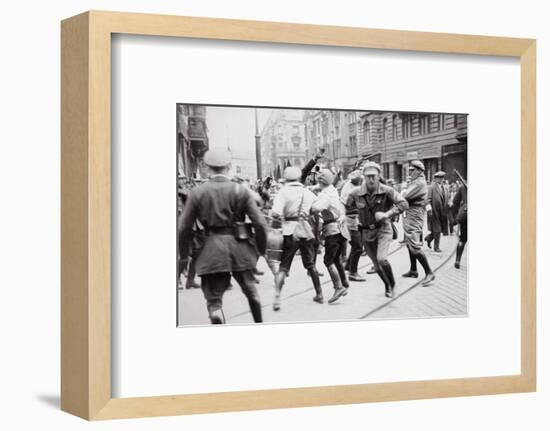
left=335, top=260, right=349, bottom=288
left=248, top=299, right=263, bottom=323
left=376, top=265, right=392, bottom=298
left=434, top=232, right=442, bottom=252
left=381, top=261, right=396, bottom=295
left=416, top=251, right=435, bottom=285
left=402, top=248, right=419, bottom=278
left=308, top=268, right=324, bottom=304
left=327, top=264, right=346, bottom=304
left=273, top=272, right=285, bottom=311
left=455, top=241, right=466, bottom=268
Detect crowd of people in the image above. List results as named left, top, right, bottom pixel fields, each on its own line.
left=177, top=148, right=467, bottom=324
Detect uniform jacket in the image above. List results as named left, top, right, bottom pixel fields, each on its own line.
left=178, top=175, right=267, bottom=276
left=452, top=184, right=467, bottom=224
left=427, top=182, right=449, bottom=234
left=311, top=184, right=349, bottom=239
left=348, top=182, right=408, bottom=241
left=402, top=175, right=428, bottom=233
left=271, top=181, right=317, bottom=237
left=340, top=179, right=361, bottom=231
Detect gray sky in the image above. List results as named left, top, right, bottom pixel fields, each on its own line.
left=206, top=106, right=272, bottom=162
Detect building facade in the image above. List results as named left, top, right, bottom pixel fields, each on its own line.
left=177, top=104, right=209, bottom=178
left=303, top=110, right=367, bottom=176
left=358, top=112, right=467, bottom=184
left=260, top=109, right=306, bottom=179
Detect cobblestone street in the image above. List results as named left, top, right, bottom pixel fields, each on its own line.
left=366, top=245, right=468, bottom=320
left=178, top=225, right=468, bottom=326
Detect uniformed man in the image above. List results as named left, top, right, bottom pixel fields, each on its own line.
left=340, top=170, right=365, bottom=282
left=271, top=166, right=322, bottom=310
left=348, top=161, right=408, bottom=298
left=178, top=148, right=267, bottom=324
left=452, top=183, right=467, bottom=268
left=401, top=160, right=435, bottom=285
left=426, top=170, right=449, bottom=252
left=311, top=169, right=350, bottom=304
left=177, top=176, right=202, bottom=289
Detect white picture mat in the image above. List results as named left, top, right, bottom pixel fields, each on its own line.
left=112, top=34, right=521, bottom=398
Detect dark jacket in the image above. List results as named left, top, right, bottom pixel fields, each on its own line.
left=403, top=175, right=428, bottom=233
left=349, top=183, right=408, bottom=240
left=301, top=158, right=317, bottom=185
left=427, top=182, right=449, bottom=234
left=452, top=185, right=467, bottom=224
left=178, top=175, right=267, bottom=276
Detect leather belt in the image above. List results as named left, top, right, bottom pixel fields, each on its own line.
left=207, top=226, right=234, bottom=235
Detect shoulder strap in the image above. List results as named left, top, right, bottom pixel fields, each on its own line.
left=297, top=188, right=306, bottom=218
left=231, top=183, right=246, bottom=223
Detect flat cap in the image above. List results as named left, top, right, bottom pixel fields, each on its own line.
left=362, top=161, right=381, bottom=175
left=283, top=166, right=302, bottom=181
left=203, top=148, right=232, bottom=167
left=409, top=160, right=425, bottom=171
left=434, top=170, right=446, bottom=177
left=317, top=168, right=334, bottom=185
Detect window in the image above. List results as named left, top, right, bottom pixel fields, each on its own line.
left=383, top=163, right=390, bottom=180
left=350, top=136, right=357, bottom=156
left=383, top=118, right=389, bottom=142
left=411, top=115, right=419, bottom=136
left=402, top=115, right=409, bottom=139
left=364, top=121, right=370, bottom=147
left=392, top=114, right=398, bottom=141
left=419, top=114, right=430, bottom=135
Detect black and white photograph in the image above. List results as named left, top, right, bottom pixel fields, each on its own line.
left=177, top=104, right=468, bottom=326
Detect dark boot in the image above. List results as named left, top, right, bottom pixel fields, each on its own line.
left=416, top=251, right=435, bottom=285
left=425, top=233, right=433, bottom=249
left=381, top=261, right=396, bottom=298
left=336, top=261, right=349, bottom=289
left=377, top=270, right=392, bottom=298
left=455, top=241, right=466, bottom=268
left=248, top=299, right=263, bottom=323
left=402, top=248, right=419, bottom=278
left=308, top=269, right=324, bottom=304
left=273, top=272, right=285, bottom=311
left=434, top=232, right=442, bottom=252
left=375, top=264, right=392, bottom=298
left=327, top=265, right=346, bottom=304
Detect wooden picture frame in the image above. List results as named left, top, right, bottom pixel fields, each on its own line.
left=61, top=10, right=536, bottom=420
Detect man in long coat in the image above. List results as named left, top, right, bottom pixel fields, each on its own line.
left=425, top=170, right=449, bottom=252
left=401, top=160, right=435, bottom=285
left=178, top=148, right=268, bottom=324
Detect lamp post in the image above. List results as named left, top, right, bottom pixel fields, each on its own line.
left=254, top=108, right=262, bottom=180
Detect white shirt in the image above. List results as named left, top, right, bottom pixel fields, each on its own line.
left=271, top=181, right=317, bottom=236
left=311, top=185, right=349, bottom=238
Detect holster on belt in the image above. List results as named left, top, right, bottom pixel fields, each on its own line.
left=233, top=222, right=253, bottom=240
